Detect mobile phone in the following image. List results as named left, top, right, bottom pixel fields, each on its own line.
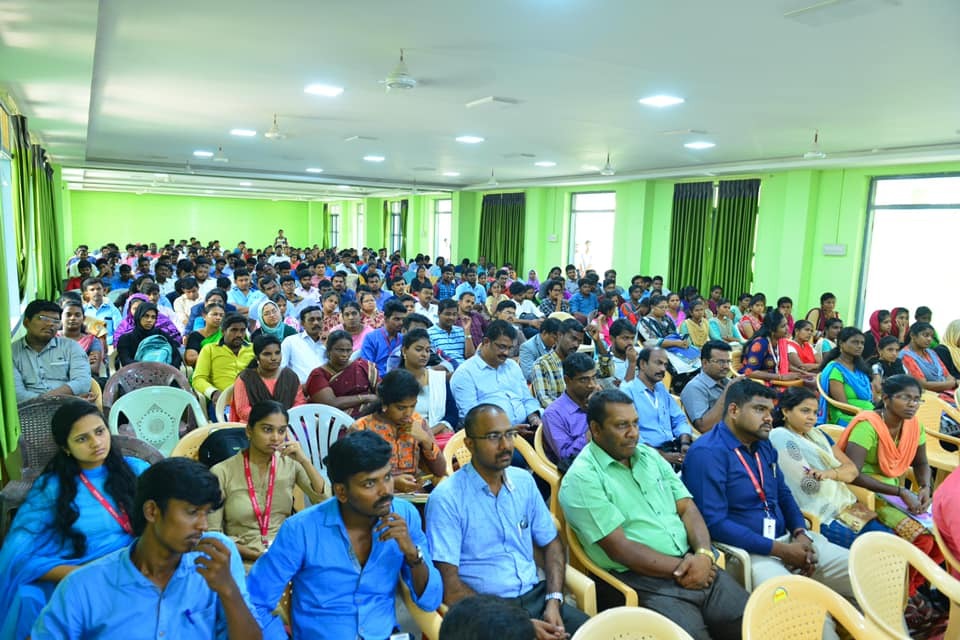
left=389, top=634, right=414, bottom=640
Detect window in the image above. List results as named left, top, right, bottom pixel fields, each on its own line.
left=390, top=200, right=403, bottom=255
left=569, top=192, right=616, bottom=275
left=434, top=198, right=452, bottom=261
left=860, top=175, right=960, bottom=324
left=355, top=203, right=365, bottom=249
left=329, top=204, right=341, bottom=248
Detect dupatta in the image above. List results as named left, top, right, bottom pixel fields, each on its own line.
left=818, top=361, right=874, bottom=424
left=837, top=410, right=920, bottom=479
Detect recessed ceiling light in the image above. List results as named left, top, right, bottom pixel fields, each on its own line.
left=442, top=171, right=461, bottom=177
left=581, top=164, right=601, bottom=172
left=238, top=181, right=252, bottom=187
left=336, top=185, right=352, bottom=190
left=304, top=83, right=344, bottom=97
left=534, top=161, right=557, bottom=167
left=684, top=141, right=716, bottom=150
left=363, top=155, right=385, bottom=163
left=193, top=150, right=214, bottom=158
left=638, top=95, right=685, bottom=108
left=305, top=167, right=324, bottom=173
left=455, top=135, right=485, bottom=144
left=230, top=128, right=257, bottom=137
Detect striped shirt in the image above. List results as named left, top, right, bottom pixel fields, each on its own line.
left=428, top=325, right=467, bottom=365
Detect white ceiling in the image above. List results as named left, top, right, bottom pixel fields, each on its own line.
left=2, top=0, right=960, bottom=195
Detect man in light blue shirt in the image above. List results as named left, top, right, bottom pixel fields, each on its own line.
left=81, top=278, right=123, bottom=346
left=226, top=268, right=265, bottom=317
left=568, top=279, right=599, bottom=316
left=427, top=404, right=587, bottom=637
left=249, top=431, right=441, bottom=639
left=449, top=321, right=542, bottom=428
left=359, top=299, right=407, bottom=375
left=621, top=347, right=693, bottom=467
left=32, top=458, right=268, bottom=640
left=13, top=300, right=93, bottom=404
left=454, top=268, right=487, bottom=304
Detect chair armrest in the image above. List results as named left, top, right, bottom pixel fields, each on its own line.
left=0, top=478, right=36, bottom=541
left=847, top=484, right=876, bottom=511
left=564, top=564, right=596, bottom=617
left=802, top=510, right=821, bottom=534
left=926, top=428, right=960, bottom=448
left=713, top=542, right=753, bottom=592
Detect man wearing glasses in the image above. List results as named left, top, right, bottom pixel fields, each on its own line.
left=13, top=300, right=93, bottom=403
left=427, top=404, right=588, bottom=639
left=681, top=341, right=735, bottom=434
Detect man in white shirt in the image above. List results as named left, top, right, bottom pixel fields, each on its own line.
left=281, top=305, right=327, bottom=383
left=411, top=280, right=439, bottom=325
left=173, top=277, right=201, bottom=333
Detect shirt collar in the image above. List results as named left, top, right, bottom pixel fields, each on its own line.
left=463, top=462, right=514, bottom=494
left=716, top=421, right=762, bottom=453
left=585, top=439, right=643, bottom=470
left=116, top=539, right=195, bottom=588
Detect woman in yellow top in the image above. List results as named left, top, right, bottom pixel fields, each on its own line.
left=209, top=400, right=328, bottom=567
left=680, top=299, right=710, bottom=348
left=352, top=369, right=447, bottom=493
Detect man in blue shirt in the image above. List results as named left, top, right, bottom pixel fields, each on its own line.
left=427, top=404, right=587, bottom=637
left=82, top=278, right=123, bottom=347
left=449, top=321, right=542, bottom=429
left=359, top=299, right=407, bottom=375
left=682, top=379, right=852, bottom=640
left=433, top=266, right=458, bottom=301
left=227, top=268, right=265, bottom=317
left=427, top=299, right=473, bottom=366
left=365, top=271, right=393, bottom=310
left=32, top=458, right=267, bottom=640
left=620, top=348, right=693, bottom=467
left=568, top=279, right=599, bottom=316
left=249, top=431, right=441, bottom=639
left=454, top=268, right=487, bottom=304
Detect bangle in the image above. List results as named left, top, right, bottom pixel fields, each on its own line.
left=695, top=547, right=715, bottom=563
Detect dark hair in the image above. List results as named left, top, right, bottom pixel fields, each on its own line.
left=878, top=335, right=901, bottom=351
left=341, top=301, right=361, bottom=315
left=24, top=299, right=61, bottom=320
left=383, top=299, right=407, bottom=319
left=326, top=430, right=394, bottom=485
left=205, top=288, right=228, bottom=303
left=463, top=404, right=507, bottom=437
left=598, top=298, right=617, bottom=315
left=723, top=378, right=778, bottom=417
left=773, top=386, right=819, bottom=427
left=648, top=294, right=667, bottom=308
left=437, top=298, right=458, bottom=314
left=403, top=313, right=432, bottom=330
left=823, top=317, right=843, bottom=332
left=916, top=306, right=933, bottom=320
left=820, top=292, right=836, bottom=304
left=749, top=294, right=766, bottom=308
left=701, top=339, right=733, bottom=361
left=179, top=276, right=198, bottom=290
left=247, top=334, right=283, bottom=369
left=484, top=319, right=517, bottom=342
left=777, top=296, right=793, bottom=308
left=820, top=327, right=872, bottom=376
left=909, top=321, right=935, bottom=338
left=377, top=368, right=421, bottom=406
left=756, top=310, right=785, bottom=340
left=792, top=320, right=813, bottom=338
left=221, top=312, right=248, bottom=330
left=508, top=281, right=526, bottom=297
left=562, top=352, right=596, bottom=379
left=402, top=327, right=431, bottom=351
left=233, top=268, right=250, bottom=279
left=439, top=594, right=535, bottom=640
left=587, top=388, right=634, bottom=427
left=132, top=458, right=222, bottom=536
left=881, top=373, right=921, bottom=398
left=546, top=278, right=564, bottom=292
left=539, top=317, right=562, bottom=335
left=325, top=329, right=353, bottom=352
left=559, top=318, right=585, bottom=337
left=495, top=300, right=517, bottom=314
left=40, top=400, right=138, bottom=558
left=609, top=319, right=635, bottom=339
left=637, top=347, right=663, bottom=364
left=247, top=399, right=287, bottom=428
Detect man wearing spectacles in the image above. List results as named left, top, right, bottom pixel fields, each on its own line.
left=427, top=404, right=588, bottom=639
left=681, top=340, right=735, bottom=434
left=13, top=300, right=93, bottom=403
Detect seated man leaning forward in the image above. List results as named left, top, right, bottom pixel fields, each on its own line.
left=427, top=404, right=588, bottom=639
left=31, top=458, right=264, bottom=640
left=683, top=378, right=854, bottom=640
left=247, top=430, right=441, bottom=639
left=560, top=389, right=748, bottom=640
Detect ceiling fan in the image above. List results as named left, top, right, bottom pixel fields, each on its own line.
left=264, top=114, right=287, bottom=140
left=803, top=129, right=827, bottom=160
left=380, top=49, right=418, bottom=91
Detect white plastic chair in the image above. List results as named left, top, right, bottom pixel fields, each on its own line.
left=571, top=606, right=694, bottom=639
left=215, top=384, right=235, bottom=423
left=286, top=404, right=354, bottom=484
left=108, top=386, right=209, bottom=456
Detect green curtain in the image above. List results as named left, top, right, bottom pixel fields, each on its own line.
left=381, top=201, right=390, bottom=254
left=10, top=115, right=30, bottom=299
left=477, top=193, right=525, bottom=272
left=31, top=145, right=62, bottom=300
left=398, top=199, right=409, bottom=257
left=710, top=179, right=761, bottom=298
left=668, top=182, right=713, bottom=292
left=317, top=202, right=330, bottom=249
left=0, top=165, right=19, bottom=461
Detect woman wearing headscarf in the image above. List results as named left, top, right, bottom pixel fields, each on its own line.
left=933, top=319, right=960, bottom=379
left=114, top=302, right=182, bottom=368
left=250, top=298, right=297, bottom=342
left=862, top=310, right=893, bottom=362
left=112, top=293, right=181, bottom=343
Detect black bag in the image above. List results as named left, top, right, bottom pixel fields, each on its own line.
left=198, top=428, right=249, bottom=468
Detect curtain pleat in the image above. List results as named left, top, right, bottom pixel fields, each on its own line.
left=381, top=201, right=390, bottom=253
left=10, top=115, right=30, bottom=299
left=668, top=182, right=713, bottom=292
left=0, top=167, right=19, bottom=459
left=477, top=193, right=525, bottom=272
left=711, top=179, right=761, bottom=297
left=399, top=199, right=409, bottom=257
left=31, top=146, right=62, bottom=300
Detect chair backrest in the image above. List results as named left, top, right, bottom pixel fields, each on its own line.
left=533, top=424, right=558, bottom=472
left=916, top=391, right=943, bottom=433
left=514, top=437, right=563, bottom=521
left=102, top=361, right=193, bottom=415
left=215, top=384, right=235, bottom=423
left=399, top=581, right=442, bottom=640
left=848, top=532, right=920, bottom=637
left=89, top=379, right=103, bottom=412
left=110, top=434, right=166, bottom=464
left=107, top=386, right=209, bottom=456
left=570, top=606, right=693, bottom=640
left=743, top=574, right=871, bottom=640
left=442, top=429, right=472, bottom=475
left=932, top=521, right=960, bottom=576
left=815, top=375, right=860, bottom=418
left=565, top=520, right=639, bottom=607
left=286, top=404, right=354, bottom=483
left=16, top=396, right=80, bottom=475
left=170, top=422, right=246, bottom=460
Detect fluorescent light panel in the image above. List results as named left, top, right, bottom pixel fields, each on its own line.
left=455, top=135, right=484, bottom=144
left=305, top=167, right=324, bottom=173
left=442, top=171, right=460, bottom=177
left=684, top=141, right=716, bottom=150
left=363, top=155, right=385, bottom=162
left=638, top=95, right=685, bottom=107
left=534, top=161, right=557, bottom=167
left=193, top=150, right=214, bottom=158
left=230, top=128, right=257, bottom=137
left=304, top=83, right=344, bottom=97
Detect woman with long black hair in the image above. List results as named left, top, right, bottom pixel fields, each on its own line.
left=230, top=334, right=306, bottom=423
left=0, top=400, right=149, bottom=638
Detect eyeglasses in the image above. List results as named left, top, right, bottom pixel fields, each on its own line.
left=892, top=394, right=921, bottom=405
left=708, top=359, right=732, bottom=367
left=468, top=429, right=520, bottom=443
left=36, top=315, right=62, bottom=325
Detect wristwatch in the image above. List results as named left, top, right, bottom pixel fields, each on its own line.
left=545, top=591, right=564, bottom=603
left=407, top=546, right=424, bottom=567
left=695, top=547, right=715, bottom=563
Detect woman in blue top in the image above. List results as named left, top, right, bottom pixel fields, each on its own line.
left=0, top=400, right=149, bottom=639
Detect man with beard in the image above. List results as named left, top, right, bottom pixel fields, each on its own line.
left=248, top=430, right=440, bottom=638
left=192, top=313, right=255, bottom=410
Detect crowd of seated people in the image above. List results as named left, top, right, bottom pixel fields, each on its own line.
left=6, top=232, right=960, bottom=637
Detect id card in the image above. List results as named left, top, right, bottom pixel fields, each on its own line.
left=763, top=517, right=777, bottom=540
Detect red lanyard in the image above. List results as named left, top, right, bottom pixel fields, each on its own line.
left=733, top=449, right=769, bottom=513
left=79, top=473, right=132, bottom=534
left=243, top=451, right=277, bottom=548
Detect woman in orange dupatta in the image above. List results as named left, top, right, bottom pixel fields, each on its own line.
left=838, top=374, right=944, bottom=620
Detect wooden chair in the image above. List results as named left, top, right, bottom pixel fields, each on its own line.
left=571, top=606, right=693, bottom=640
left=916, top=391, right=959, bottom=488
left=215, top=383, right=234, bottom=423
left=815, top=375, right=860, bottom=422
left=849, top=532, right=960, bottom=639
left=742, top=574, right=877, bottom=640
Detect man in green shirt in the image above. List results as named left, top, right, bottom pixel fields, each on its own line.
left=559, top=389, right=748, bottom=640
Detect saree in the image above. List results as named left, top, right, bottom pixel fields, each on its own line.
left=818, top=361, right=874, bottom=426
